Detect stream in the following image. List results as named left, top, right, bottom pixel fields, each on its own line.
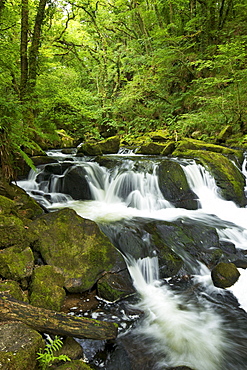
left=18, top=149, right=247, bottom=370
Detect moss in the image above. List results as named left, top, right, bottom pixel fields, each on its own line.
left=28, top=209, right=124, bottom=292
left=0, top=246, right=34, bottom=281
left=136, top=142, right=168, bottom=155
left=0, top=195, right=16, bottom=215
left=211, top=262, right=240, bottom=288
left=97, top=270, right=134, bottom=302
left=0, top=215, right=26, bottom=248
left=0, top=280, right=28, bottom=302
left=30, top=265, right=66, bottom=311
left=55, top=360, right=93, bottom=369
left=173, top=149, right=246, bottom=206
left=0, top=322, right=44, bottom=370
left=98, top=136, right=120, bottom=154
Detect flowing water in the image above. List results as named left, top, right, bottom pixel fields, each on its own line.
left=17, top=150, right=247, bottom=370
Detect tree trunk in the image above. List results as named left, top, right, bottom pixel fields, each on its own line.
left=0, top=293, right=118, bottom=340
left=28, top=0, right=47, bottom=92
left=20, top=0, right=29, bottom=100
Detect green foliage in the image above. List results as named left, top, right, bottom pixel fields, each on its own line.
left=37, top=335, right=71, bottom=369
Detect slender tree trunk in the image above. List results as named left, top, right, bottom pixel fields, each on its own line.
left=28, top=0, right=47, bottom=92
left=20, top=0, right=29, bottom=101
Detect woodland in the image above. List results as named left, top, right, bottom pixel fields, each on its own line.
left=1, top=0, right=247, bottom=179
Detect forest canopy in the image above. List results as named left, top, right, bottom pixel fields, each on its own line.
left=1, top=0, right=247, bottom=178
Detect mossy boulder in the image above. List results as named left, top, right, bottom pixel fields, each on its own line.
left=28, top=208, right=125, bottom=292
left=136, top=142, right=169, bottom=155
left=0, top=176, right=43, bottom=219
left=173, top=138, right=243, bottom=164
left=97, top=269, right=135, bottom=302
left=0, top=279, right=28, bottom=302
left=211, top=262, right=240, bottom=288
left=0, top=215, right=27, bottom=248
left=61, top=166, right=92, bottom=200
left=161, top=141, right=176, bottom=156
left=173, top=149, right=246, bottom=206
left=0, top=195, right=17, bottom=216
left=0, top=246, right=34, bottom=281
left=77, top=142, right=102, bottom=156
left=30, top=265, right=66, bottom=311
left=0, top=322, right=44, bottom=370
left=157, top=159, right=198, bottom=209
left=148, top=130, right=170, bottom=142
left=98, top=136, right=120, bottom=154
left=144, top=219, right=220, bottom=276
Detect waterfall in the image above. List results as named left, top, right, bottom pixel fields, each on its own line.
left=17, top=151, right=247, bottom=370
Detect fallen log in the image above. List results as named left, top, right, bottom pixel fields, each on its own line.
left=0, top=293, right=118, bottom=340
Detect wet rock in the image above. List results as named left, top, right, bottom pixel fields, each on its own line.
left=157, top=159, right=198, bottom=209
left=211, top=262, right=240, bottom=288
left=0, top=177, right=43, bottom=219
left=28, top=208, right=125, bottom=292
left=0, top=246, right=34, bottom=281
left=144, top=219, right=220, bottom=276
left=0, top=322, right=44, bottom=370
left=61, top=165, right=92, bottom=200
left=54, top=336, right=84, bottom=361
left=30, top=265, right=66, bottom=311
left=173, top=149, right=246, bottom=206
left=97, top=269, right=135, bottom=302
left=161, top=141, right=176, bottom=156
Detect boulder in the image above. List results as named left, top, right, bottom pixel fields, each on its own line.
left=0, top=246, right=34, bottom=281
left=173, top=138, right=243, bottom=165
left=28, top=208, right=125, bottom=292
left=0, top=215, right=27, bottom=248
left=77, top=142, right=102, bottom=156
left=157, top=159, right=198, bottom=209
left=61, top=165, right=92, bottom=200
left=98, top=136, right=120, bottom=154
left=0, top=322, right=44, bottom=370
left=174, top=149, right=246, bottom=206
left=0, top=280, right=28, bottom=302
left=97, top=269, right=135, bottom=302
left=30, top=265, right=66, bottom=311
left=211, top=262, right=240, bottom=288
left=52, top=336, right=84, bottom=362
left=0, top=176, right=43, bottom=219
left=136, top=142, right=168, bottom=155
left=144, top=219, right=220, bottom=276
left=148, top=130, right=170, bottom=142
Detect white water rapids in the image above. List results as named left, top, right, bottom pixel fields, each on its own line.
left=18, top=153, right=247, bottom=370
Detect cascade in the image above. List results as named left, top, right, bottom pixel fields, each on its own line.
left=17, top=151, right=247, bottom=370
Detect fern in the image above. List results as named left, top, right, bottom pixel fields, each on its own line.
left=37, top=335, right=71, bottom=369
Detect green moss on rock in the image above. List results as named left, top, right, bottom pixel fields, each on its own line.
left=157, top=159, right=198, bottom=209
left=0, top=322, right=44, bottom=370
left=30, top=265, right=66, bottom=311
left=0, top=279, right=28, bottom=302
left=0, top=246, right=34, bottom=281
left=55, top=360, right=93, bottom=369
left=98, top=136, right=120, bottom=154
left=136, top=142, right=168, bottom=155
left=97, top=269, right=135, bottom=302
left=28, top=208, right=125, bottom=292
left=211, top=262, right=240, bottom=288
left=173, top=149, right=246, bottom=206
left=0, top=215, right=27, bottom=248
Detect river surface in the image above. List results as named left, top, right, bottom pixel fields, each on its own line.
left=18, top=149, right=247, bottom=370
